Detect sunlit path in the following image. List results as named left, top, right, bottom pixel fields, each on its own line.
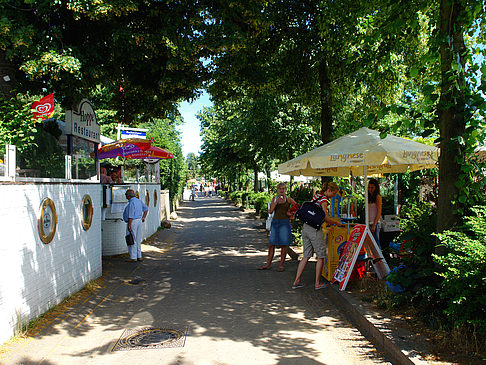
left=2, top=196, right=390, bottom=365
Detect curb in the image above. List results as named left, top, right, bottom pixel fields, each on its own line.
left=327, top=284, right=419, bottom=365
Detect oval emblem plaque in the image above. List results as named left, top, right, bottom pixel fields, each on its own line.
left=81, top=194, right=93, bottom=230
left=38, top=198, right=58, bottom=244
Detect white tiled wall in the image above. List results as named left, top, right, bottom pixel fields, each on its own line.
left=0, top=183, right=102, bottom=344
left=101, top=183, right=161, bottom=256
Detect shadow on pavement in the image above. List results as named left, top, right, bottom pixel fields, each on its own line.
left=4, top=197, right=387, bottom=364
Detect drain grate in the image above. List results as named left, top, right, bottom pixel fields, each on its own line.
left=112, top=327, right=188, bottom=351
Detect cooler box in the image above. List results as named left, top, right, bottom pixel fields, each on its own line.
left=382, top=214, right=400, bottom=232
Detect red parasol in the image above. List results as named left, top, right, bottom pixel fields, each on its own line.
left=97, top=138, right=152, bottom=159
left=125, top=145, right=174, bottom=160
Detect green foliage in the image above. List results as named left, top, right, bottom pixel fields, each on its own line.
left=288, top=185, right=313, bottom=204
left=398, top=200, right=437, bottom=253
left=19, top=120, right=65, bottom=178
left=0, top=94, right=65, bottom=177
left=434, top=206, right=486, bottom=333
left=142, top=118, right=186, bottom=204
left=185, top=153, right=200, bottom=180
left=1, top=0, right=212, bottom=117
left=229, top=191, right=243, bottom=204
left=198, top=94, right=320, bottom=189
left=0, top=94, right=37, bottom=149
left=382, top=199, right=445, bottom=334
left=247, top=192, right=272, bottom=216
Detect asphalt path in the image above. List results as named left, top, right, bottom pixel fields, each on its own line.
left=2, top=196, right=392, bottom=365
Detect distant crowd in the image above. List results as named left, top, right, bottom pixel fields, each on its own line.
left=189, top=182, right=222, bottom=200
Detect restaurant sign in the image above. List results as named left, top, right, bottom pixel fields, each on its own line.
left=65, top=99, right=100, bottom=143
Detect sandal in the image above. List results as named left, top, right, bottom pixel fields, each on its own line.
left=314, top=283, right=329, bottom=290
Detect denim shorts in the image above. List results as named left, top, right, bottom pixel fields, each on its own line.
left=269, top=218, right=292, bottom=246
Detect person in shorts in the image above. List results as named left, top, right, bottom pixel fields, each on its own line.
left=292, top=182, right=344, bottom=290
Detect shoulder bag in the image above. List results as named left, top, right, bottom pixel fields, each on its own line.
left=295, top=197, right=326, bottom=229
left=125, top=232, right=135, bottom=246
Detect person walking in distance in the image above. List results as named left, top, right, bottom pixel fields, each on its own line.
left=123, top=189, right=149, bottom=262
left=292, top=182, right=344, bottom=290
left=258, top=183, right=297, bottom=272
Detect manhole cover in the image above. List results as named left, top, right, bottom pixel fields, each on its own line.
left=112, top=327, right=188, bottom=351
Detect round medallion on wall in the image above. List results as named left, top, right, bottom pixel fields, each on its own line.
left=153, top=189, right=158, bottom=207
left=81, top=194, right=94, bottom=231
left=145, top=190, right=150, bottom=207
left=38, top=198, right=58, bottom=244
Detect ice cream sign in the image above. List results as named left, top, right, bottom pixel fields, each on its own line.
left=65, top=99, right=100, bottom=143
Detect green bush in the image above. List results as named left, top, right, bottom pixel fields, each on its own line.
left=291, top=219, right=303, bottom=246
left=289, top=185, right=313, bottom=204
left=387, top=201, right=438, bottom=289
left=434, top=206, right=486, bottom=334
left=241, top=191, right=252, bottom=208
left=251, top=192, right=272, bottom=217
left=383, top=200, right=444, bottom=327
left=229, top=191, right=244, bottom=205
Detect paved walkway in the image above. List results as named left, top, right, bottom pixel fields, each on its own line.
left=1, top=197, right=391, bottom=365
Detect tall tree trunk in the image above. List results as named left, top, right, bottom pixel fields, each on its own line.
left=319, top=57, right=334, bottom=185
left=253, top=165, right=259, bottom=192
left=318, top=57, right=333, bottom=145
left=436, top=0, right=466, bottom=244
left=265, top=166, right=271, bottom=192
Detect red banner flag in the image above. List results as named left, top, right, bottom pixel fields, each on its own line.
left=32, top=94, right=55, bottom=120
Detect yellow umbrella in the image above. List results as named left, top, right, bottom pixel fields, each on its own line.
left=278, top=127, right=440, bottom=284
left=278, top=127, right=439, bottom=177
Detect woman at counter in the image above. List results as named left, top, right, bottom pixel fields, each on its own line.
left=368, top=178, right=382, bottom=246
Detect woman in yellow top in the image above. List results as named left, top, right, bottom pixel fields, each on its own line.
left=258, top=182, right=297, bottom=272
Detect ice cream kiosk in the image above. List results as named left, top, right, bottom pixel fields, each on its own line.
left=322, top=190, right=358, bottom=281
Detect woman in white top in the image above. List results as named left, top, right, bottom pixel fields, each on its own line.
left=368, top=179, right=382, bottom=246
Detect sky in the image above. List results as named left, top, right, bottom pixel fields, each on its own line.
left=177, top=91, right=212, bottom=158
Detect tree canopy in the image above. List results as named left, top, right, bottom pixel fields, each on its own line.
left=1, top=0, right=486, bottom=232
left=1, top=0, right=213, bottom=120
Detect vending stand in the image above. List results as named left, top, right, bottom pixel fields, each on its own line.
left=322, top=194, right=357, bottom=281
left=278, top=127, right=440, bottom=290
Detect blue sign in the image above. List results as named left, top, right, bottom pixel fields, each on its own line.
left=121, top=129, right=146, bottom=139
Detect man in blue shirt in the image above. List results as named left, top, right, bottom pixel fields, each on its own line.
left=123, top=189, right=149, bottom=262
